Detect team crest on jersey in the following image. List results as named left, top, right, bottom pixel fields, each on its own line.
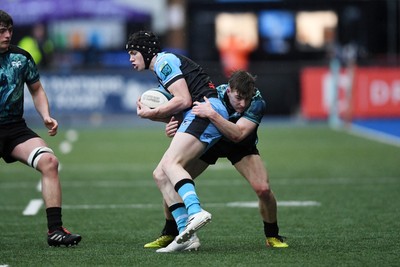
left=160, top=62, right=172, bottom=78
left=11, top=60, right=22, bottom=68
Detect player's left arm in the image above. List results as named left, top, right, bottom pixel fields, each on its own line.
left=161, top=78, right=192, bottom=114
left=27, top=80, right=58, bottom=136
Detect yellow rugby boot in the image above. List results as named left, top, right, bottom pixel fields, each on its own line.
left=144, top=235, right=175, bottom=248
left=266, top=236, right=289, bottom=248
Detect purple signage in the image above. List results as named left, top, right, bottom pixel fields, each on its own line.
left=1, top=0, right=150, bottom=25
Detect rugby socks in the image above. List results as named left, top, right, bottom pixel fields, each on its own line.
left=46, top=207, right=63, bottom=232
left=175, top=179, right=202, bottom=216
left=169, top=203, right=188, bottom=233
left=264, top=221, right=279, bottom=237
left=161, top=219, right=179, bottom=236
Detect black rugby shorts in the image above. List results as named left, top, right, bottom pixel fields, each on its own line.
left=200, top=138, right=259, bottom=165
left=0, top=120, right=39, bottom=163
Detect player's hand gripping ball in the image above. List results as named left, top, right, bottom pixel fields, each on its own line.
left=140, top=88, right=173, bottom=108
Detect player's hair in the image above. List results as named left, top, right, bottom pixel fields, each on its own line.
left=0, top=10, right=13, bottom=27
left=228, top=70, right=257, bottom=100
left=126, top=30, right=161, bottom=69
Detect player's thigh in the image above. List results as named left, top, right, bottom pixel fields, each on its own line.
left=11, top=137, right=47, bottom=164
left=164, top=132, right=205, bottom=166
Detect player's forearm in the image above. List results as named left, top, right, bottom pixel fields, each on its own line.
left=208, top=110, right=244, bottom=143
left=153, top=97, right=190, bottom=120
left=32, top=88, right=51, bottom=120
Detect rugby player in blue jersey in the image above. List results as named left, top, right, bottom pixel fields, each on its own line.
left=126, top=30, right=229, bottom=251
left=147, top=70, right=289, bottom=252
left=0, top=10, right=81, bottom=247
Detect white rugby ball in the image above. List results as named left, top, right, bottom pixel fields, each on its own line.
left=140, top=89, right=172, bottom=108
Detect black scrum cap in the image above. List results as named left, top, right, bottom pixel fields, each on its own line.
left=126, top=30, right=161, bottom=69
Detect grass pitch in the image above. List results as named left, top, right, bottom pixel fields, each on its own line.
left=1, top=121, right=399, bottom=266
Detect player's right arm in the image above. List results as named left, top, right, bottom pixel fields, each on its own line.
left=192, top=97, right=257, bottom=143
left=27, top=80, right=58, bottom=136
left=202, top=104, right=256, bottom=143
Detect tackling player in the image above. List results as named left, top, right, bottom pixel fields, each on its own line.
left=0, top=10, right=81, bottom=247
left=147, top=70, right=288, bottom=252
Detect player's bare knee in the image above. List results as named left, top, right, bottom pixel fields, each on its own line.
left=153, top=168, right=161, bottom=181
left=40, top=154, right=59, bottom=173
left=153, top=166, right=171, bottom=188
left=153, top=167, right=164, bottom=183
left=254, top=185, right=272, bottom=199
left=27, top=147, right=58, bottom=172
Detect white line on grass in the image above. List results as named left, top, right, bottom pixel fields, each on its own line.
left=348, top=124, right=400, bottom=147
left=278, top=201, right=321, bottom=206
left=0, top=201, right=320, bottom=213
left=1, top=176, right=398, bottom=189
left=61, top=201, right=320, bottom=210
left=22, top=199, right=43, bottom=216
left=0, top=162, right=233, bottom=173
left=226, top=201, right=321, bottom=207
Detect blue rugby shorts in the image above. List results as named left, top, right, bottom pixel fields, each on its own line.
left=178, top=97, right=228, bottom=150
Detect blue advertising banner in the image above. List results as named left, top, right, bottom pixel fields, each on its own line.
left=24, top=70, right=159, bottom=115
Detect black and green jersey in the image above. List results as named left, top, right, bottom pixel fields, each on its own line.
left=0, top=45, right=40, bottom=125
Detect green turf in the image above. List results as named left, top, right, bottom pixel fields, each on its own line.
left=1, top=123, right=399, bottom=266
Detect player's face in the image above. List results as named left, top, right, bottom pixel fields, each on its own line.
left=128, top=50, right=145, bottom=71
left=226, top=87, right=251, bottom=113
left=0, top=24, right=12, bottom=53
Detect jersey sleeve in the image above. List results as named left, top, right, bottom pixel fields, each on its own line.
left=24, top=52, right=40, bottom=85
left=216, top=84, right=228, bottom=100
left=243, top=90, right=266, bottom=125
left=154, top=53, right=184, bottom=88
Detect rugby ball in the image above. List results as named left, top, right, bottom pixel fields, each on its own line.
left=140, top=88, right=172, bottom=108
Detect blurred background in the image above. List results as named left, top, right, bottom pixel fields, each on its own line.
left=2, top=2, right=400, bottom=264
left=3, top=0, right=400, bottom=134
